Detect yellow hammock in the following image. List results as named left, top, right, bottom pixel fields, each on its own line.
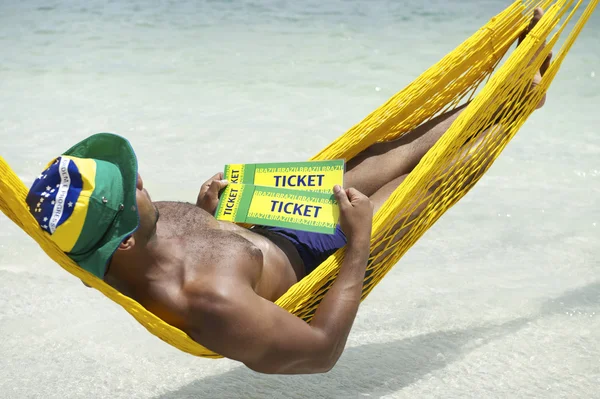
left=0, top=0, right=597, bottom=359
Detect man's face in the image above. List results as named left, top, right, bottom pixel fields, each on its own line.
left=135, top=173, right=159, bottom=238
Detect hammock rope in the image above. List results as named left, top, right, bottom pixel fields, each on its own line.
left=0, top=0, right=596, bottom=359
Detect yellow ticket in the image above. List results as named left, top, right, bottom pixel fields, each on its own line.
left=223, top=160, right=344, bottom=194
left=215, top=183, right=340, bottom=234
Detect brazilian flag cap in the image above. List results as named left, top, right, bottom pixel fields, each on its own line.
left=26, top=133, right=140, bottom=278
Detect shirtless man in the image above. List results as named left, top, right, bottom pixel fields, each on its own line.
left=26, top=9, right=549, bottom=374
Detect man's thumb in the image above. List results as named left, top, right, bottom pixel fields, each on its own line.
left=333, top=185, right=350, bottom=207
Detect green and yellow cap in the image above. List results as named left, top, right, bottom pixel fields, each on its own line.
left=26, top=133, right=140, bottom=278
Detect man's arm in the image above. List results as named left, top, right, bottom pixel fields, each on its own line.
left=186, top=186, right=373, bottom=374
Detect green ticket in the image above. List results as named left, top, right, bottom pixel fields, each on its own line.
left=223, top=160, right=345, bottom=194
left=215, top=183, right=340, bottom=235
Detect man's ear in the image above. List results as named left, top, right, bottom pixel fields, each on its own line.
left=117, top=235, right=136, bottom=251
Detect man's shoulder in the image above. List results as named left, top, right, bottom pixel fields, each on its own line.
left=142, top=252, right=250, bottom=328
left=182, top=265, right=256, bottom=307
left=179, top=275, right=259, bottom=336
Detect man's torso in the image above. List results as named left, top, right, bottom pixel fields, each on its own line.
left=135, top=201, right=304, bottom=329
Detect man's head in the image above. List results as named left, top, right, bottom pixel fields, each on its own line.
left=26, top=133, right=144, bottom=279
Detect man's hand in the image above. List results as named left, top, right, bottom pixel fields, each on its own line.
left=333, top=185, right=373, bottom=245
left=196, top=172, right=229, bottom=215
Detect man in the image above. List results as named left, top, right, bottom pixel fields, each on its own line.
left=26, top=9, right=549, bottom=374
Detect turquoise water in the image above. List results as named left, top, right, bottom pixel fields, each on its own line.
left=1, top=1, right=599, bottom=398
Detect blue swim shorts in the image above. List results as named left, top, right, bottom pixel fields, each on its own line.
left=257, top=225, right=347, bottom=276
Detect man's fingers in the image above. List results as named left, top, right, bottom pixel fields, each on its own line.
left=201, top=172, right=225, bottom=190
left=210, top=172, right=224, bottom=181
left=345, top=187, right=367, bottom=203
left=216, top=179, right=229, bottom=190
left=207, top=179, right=228, bottom=198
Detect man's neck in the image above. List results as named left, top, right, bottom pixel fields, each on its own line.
left=105, top=236, right=167, bottom=299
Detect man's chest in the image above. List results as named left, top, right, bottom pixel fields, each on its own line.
left=153, top=200, right=263, bottom=283
left=154, top=201, right=219, bottom=238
